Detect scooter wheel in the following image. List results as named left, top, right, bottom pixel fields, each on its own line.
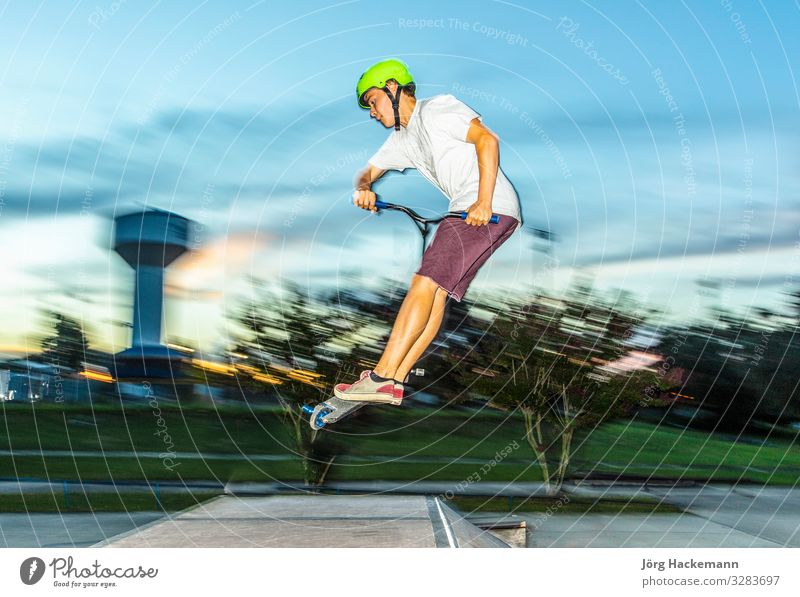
left=314, top=407, right=333, bottom=430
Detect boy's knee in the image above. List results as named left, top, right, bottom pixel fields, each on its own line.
left=411, top=274, right=439, bottom=293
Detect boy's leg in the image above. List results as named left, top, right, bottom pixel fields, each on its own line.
left=335, top=216, right=518, bottom=402
left=387, top=215, right=519, bottom=382
left=373, top=274, right=442, bottom=380
left=393, top=285, right=448, bottom=382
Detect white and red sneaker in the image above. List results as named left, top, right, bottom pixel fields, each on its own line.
left=333, top=369, right=372, bottom=395
left=334, top=370, right=401, bottom=405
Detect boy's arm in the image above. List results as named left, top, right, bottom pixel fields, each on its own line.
left=352, top=164, right=386, bottom=212
left=464, top=118, right=499, bottom=226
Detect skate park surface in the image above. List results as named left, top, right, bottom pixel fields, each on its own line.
left=2, top=482, right=797, bottom=548
left=92, top=494, right=509, bottom=548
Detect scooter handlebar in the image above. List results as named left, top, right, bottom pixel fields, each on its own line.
left=370, top=199, right=499, bottom=223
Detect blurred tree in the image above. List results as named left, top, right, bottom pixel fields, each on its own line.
left=787, top=287, right=800, bottom=330
left=412, top=294, right=502, bottom=402
left=449, top=293, right=663, bottom=495
left=226, top=277, right=403, bottom=485
left=226, top=278, right=341, bottom=485
left=659, top=312, right=800, bottom=430
left=38, top=311, right=90, bottom=372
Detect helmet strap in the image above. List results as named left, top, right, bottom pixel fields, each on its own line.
left=382, top=86, right=404, bottom=131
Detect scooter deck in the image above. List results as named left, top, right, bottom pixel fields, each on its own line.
left=303, top=396, right=370, bottom=430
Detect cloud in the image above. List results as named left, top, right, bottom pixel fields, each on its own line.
left=2, top=96, right=798, bottom=301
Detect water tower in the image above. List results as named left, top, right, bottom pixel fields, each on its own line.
left=112, top=208, right=193, bottom=379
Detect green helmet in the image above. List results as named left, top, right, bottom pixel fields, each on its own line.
left=356, top=58, right=414, bottom=109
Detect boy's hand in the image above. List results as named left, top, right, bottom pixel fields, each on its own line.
left=465, top=201, right=493, bottom=226
left=352, top=189, right=378, bottom=213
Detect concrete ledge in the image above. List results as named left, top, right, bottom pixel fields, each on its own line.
left=435, top=501, right=510, bottom=548
left=95, top=495, right=508, bottom=548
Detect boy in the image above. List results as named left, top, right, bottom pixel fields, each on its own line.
left=335, top=58, right=522, bottom=405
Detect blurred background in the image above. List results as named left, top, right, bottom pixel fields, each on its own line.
left=0, top=1, right=798, bottom=545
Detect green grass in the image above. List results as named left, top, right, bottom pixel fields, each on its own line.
left=447, top=495, right=684, bottom=515
left=346, top=407, right=526, bottom=460
left=0, top=490, right=221, bottom=513
left=0, top=455, right=304, bottom=482
left=0, top=402, right=295, bottom=454
left=1, top=402, right=798, bottom=486
left=572, top=421, right=800, bottom=484
left=328, top=460, right=537, bottom=483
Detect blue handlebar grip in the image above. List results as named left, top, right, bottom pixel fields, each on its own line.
left=460, top=212, right=500, bottom=224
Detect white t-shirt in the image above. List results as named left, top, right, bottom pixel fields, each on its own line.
left=367, top=94, right=523, bottom=226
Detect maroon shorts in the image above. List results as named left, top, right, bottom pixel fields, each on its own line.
left=416, top=214, right=519, bottom=302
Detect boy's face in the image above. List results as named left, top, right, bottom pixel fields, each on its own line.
left=364, top=87, right=393, bottom=128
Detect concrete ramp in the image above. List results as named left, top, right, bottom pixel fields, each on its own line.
left=94, top=495, right=508, bottom=548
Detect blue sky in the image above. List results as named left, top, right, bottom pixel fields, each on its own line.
left=0, top=0, right=798, bottom=355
